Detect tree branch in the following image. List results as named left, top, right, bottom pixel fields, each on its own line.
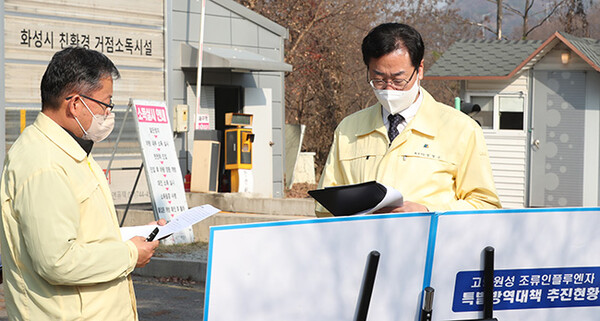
left=485, top=0, right=523, bottom=17
left=466, top=20, right=499, bottom=37
left=524, top=0, right=567, bottom=37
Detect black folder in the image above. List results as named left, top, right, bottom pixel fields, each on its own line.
left=308, top=181, right=388, bottom=216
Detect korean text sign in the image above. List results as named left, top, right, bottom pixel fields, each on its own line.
left=132, top=99, right=193, bottom=243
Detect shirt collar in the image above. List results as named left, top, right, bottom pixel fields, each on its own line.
left=381, top=86, right=423, bottom=127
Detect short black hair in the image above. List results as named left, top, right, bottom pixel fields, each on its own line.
left=361, top=23, right=425, bottom=68
left=40, top=47, right=120, bottom=110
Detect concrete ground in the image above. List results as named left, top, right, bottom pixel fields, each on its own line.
left=134, top=275, right=205, bottom=321
left=0, top=276, right=205, bottom=321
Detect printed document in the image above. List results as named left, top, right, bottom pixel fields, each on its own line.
left=120, top=204, right=220, bottom=241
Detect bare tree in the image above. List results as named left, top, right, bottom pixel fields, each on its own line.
left=560, top=0, right=591, bottom=37
left=474, top=0, right=567, bottom=39
left=385, top=0, right=480, bottom=105
left=236, top=0, right=383, bottom=181
left=523, top=0, right=596, bottom=39
left=588, top=1, right=600, bottom=37
left=235, top=0, right=480, bottom=180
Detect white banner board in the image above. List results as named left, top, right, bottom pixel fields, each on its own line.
left=131, top=99, right=193, bottom=243
left=205, top=207, right=600, bottom=320
left=429, top=208, right=600, bottom=320
left=204, top=214, right=432, bottom=321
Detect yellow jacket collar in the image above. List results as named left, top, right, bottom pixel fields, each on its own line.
left=34, top=112, right=88, bottom=162
left=354, top=88, right=439, bottom=138
left=354, top=103, right=385, bottom=137
left=406, top=89, right=439, bottom=138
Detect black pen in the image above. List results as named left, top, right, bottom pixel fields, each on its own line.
left=146, top=227, right=159, bottom=241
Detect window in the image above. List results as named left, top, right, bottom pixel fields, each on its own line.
left=470, top=96, right=493, bottom=129
left=499, top=96, right=524, bottom=130
left=467, top=93, right=525, bottom=131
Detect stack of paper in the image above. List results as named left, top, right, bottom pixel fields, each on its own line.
left=120, top=204, right=220, bottom=241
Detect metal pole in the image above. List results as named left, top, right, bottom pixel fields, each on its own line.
left=195, top=0, right=207, bottom=129
left=420, top=287, right=434, bottom=321
left=120, top=163, right=144, bottom=227
left=354, top=251, right=381, bottom=321
left=106, top=103, right=132, bottom=179
left=483, top=246, right=495, bottom=319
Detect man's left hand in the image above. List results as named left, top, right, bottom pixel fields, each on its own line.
left=373, top=201, right=429, bottom=213
left=147, top=218, right=167, bottom=226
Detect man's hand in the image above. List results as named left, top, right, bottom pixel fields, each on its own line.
left=147, top=218, right=167, bottom=226
left=373, top=201, right=429, bottom=213
left=130, top=236, right=159, bottom=268
left=129, top=219, right=166, bottom=267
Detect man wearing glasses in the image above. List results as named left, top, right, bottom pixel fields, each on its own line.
left=0, top=47, right=158, bottom=320
left=316, top=23, right=501, bottom=216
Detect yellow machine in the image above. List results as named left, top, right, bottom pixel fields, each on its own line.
left=224, top=113, right=254, bottom=192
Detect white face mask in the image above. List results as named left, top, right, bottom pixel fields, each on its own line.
left=74, top=99, right=115, bottom=142
left=373, top=79, right=420, bottom=115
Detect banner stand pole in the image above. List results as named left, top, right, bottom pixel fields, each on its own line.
left=119, top=163, right=145, bottom=226
left=429, top=246, right=499, bottom=321
left=104, top=104, right=145, bottom=226
left=354, top=250, right=381, bottom=321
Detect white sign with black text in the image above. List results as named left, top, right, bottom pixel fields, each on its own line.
left=131, top=99, right=193, bottom=244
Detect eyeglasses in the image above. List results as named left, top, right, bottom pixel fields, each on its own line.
left=66, top=94, right=114, bottom=112
left=369, top=68, right=417, bottom=90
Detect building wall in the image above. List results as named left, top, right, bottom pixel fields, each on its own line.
left=465, top=44, right=600, bottom=208
left=533, top=44, right=600, bottom=206
left=534, top=43, right=596, bottom=72
left=1, top=0, right=287, bottom=199
left=3, top=0, right=165, bottom=109
left=2, top=0, right=165, bottom=157
left=466, top=72, right=530, bottom=208
left=2, top=0, right=165, bottom=203
left=483, top=132, right=528, bottom=208
left=1, top=1, right=5, bottom=166
left=167, top=0, right=287, bottom=197
left=586, top=72, right=600, bottom=206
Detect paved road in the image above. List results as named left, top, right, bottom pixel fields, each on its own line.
left=134, top=275, right=205, bottom=321
left=0, top=275, right=205, bottom=321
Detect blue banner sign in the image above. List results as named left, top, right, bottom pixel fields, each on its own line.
left=453, top=267, right=600, bottom=312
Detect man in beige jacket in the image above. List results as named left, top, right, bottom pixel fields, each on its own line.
left=317, top=23, right=501, bottom=216
left=0, top=47, right=158, bottom=320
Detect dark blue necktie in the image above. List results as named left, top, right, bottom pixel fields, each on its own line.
left=387, top=113, right=404, bottom=142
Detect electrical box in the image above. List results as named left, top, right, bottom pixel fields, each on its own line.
left=174, top=104, right=189, bottom=132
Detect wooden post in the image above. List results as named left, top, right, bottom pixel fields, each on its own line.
left=497, top=0, right=503, bottom=40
